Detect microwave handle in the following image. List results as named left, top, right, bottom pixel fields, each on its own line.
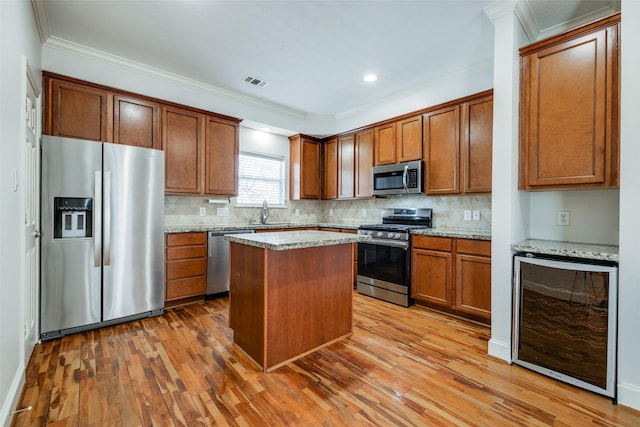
left=402, top=164, right=409, bottom=192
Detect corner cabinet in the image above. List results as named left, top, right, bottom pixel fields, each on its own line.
left=411, top=235, right=491, bottom=322
left=323, top=137, right=338, bottom=199
left=290, top=134, right=321, bottom=200
left=323, top=129, right=373, bottom=200
left=519, top=14, right=620, bottom=190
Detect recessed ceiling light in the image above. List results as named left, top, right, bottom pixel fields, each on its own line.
left=363, top=74, right=378, bottom=83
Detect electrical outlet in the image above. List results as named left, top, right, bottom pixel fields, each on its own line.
left=472, top=210, right=480, bottom=221
left=329, top=209, right=334, bottom=217
left=361, top=209, right=367, bottom=218
left=216, top=207, right=229, bottom=217
left=295, top=208, right=300, bottom=216
left=557, top=211, right=570, bottom=226
left=464, top=210, right=472, bottom=221
left=199, top=207, right=206, bottom=217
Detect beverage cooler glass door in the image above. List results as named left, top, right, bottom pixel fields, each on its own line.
left=512, top=255, right=617, bottom=398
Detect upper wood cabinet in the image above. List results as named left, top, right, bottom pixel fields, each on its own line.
left=423, top=92, right=493, bottom=195
left=44, top=72, right=241, bottom=196
left=461, top=95, right=493, bottom=193
left=396, top=115, right=423, bottom=162
left=204, top=116, right=239, bottom=196
left=290, top=134, right=321, bottom=200
left=44, top=77, right=109, bottom=142
left=423, top=105, right=460, bottom=195
left=163, top=106, right=202, bottom=194
left=338, top=134, right=355, bottom=199
left=519, top=14, right=620, bottom=190
left=113, top=95, right=161, bottom=150
left=323, top=137, right=338, bottom=199
left=374, top=122, right=396, bottom=165
left=355, top=128, right=374, bottom=198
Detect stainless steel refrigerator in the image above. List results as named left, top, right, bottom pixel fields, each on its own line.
left=40, top=136, right=165, bottom=340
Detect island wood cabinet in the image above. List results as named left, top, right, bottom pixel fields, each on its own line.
left=411, top=235, right=491, bottom=322
left=423, top=92, right=493, bottom=195
left=519, top=14, right=619, bottom=190
left=44, top=72, right=240, bottom=196
left=290, top=134, right=321, bottom=200
left=165, top=232, right=207, bottom=305
left=373, top=115, right=422, bottom=166
left=320, top=228, right=358, bottom=283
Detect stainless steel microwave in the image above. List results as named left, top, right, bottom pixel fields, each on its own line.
left=372, top=160, right=423, bottom=196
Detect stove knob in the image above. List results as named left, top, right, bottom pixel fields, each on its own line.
left=387, top=232, right=395, bottom=238
left=394, top=233, right=402, bottom=239
left=376, top=232, right=383, bottom=238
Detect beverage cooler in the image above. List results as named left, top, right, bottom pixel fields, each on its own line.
left=512, top=254, right=618, bottom=398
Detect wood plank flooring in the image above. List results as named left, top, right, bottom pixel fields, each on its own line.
left=11, top=293, right=640, bottom=426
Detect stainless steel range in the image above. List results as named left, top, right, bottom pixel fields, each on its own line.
left=357, top=208, right=432, bottom=307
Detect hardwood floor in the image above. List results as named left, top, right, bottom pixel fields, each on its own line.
left=11, top=293, right=640, bottom=426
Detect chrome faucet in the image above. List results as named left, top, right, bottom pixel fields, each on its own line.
left=261, top=199, right=269, bottom=224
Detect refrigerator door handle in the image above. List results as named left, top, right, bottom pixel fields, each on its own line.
left=104, top=171, right=111, bottom=266
left=94, top=171, right=102, bottom=267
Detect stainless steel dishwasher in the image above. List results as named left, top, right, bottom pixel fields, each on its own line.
left=207, top=229, right=253, bottom=298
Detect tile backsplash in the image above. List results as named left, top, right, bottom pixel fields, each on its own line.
left=165, top=194, right=491, bottom=230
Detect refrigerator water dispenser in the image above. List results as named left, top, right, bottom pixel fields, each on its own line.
left=54, top=197, right=93, bottom=239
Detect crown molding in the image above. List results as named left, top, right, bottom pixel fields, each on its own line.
left=535, top=3, right=621, bottom=40
left=42, top=36, right=334, bottom=124
left=31, top=0, right=50, bottom=43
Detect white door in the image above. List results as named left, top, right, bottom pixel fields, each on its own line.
left=23, top=57, right=41, bottom=364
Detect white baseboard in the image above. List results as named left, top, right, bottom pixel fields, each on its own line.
left=617, top=382, right=640, bottom=411
left=488, top=337, right=511, bottom=362
left=1, top=363, right=25, bottom=427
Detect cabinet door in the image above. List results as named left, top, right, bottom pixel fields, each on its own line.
left=454, top=254, right=491, bottom=319
left=338, top=134, right=355, bottom=199
left=374, top=122, right=396, bottom=165
left=113, top=95, right=160, bottom=149
left=396, top=115, right=423, bottom=162
left=204, top=116, right=238, bottom=196
left=424, top=106, right=460, bottom=194
left=520, top=24, right=616, bottom=189
left=411, top=248, right=452, bottom=306
left=355, top=128, right=374, bottom=198
left=461, top=96, right=493, bottom=193
left=323, top=138, right=338, bottom=199
left=301, top=137, right=321, bottom=199
left=47, top=79, right=109, bottom=142
left=163, top=106, right=202, bottom=194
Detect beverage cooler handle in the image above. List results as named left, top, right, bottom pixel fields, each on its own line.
left=94, top=171, right=102, bottom=267
left=104, top=171, right=111, bottom=266
left=402, top=164, right=409, bottom=192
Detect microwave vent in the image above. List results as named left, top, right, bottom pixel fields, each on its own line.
left=243, top=75, right=269, bottom=88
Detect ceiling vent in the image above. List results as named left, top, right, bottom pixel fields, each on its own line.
left=243, top=75, right=269, bottom=88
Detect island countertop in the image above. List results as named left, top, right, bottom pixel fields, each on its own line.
left=225, top=230, right=368, bottom=251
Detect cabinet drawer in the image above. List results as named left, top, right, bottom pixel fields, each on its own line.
left=166, top=276, right=206, bottom=300
left=166, top=232, right=206, bottom=246
left=412, top=235, right=452, bottom=251
left=166, top=245, right=206, bottom=260
left=166, top=259, right=206, bottom=280
left=456, top=239, right=491, bottom=257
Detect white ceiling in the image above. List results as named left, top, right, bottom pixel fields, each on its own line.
left=35, top=0, right=620, bottom=120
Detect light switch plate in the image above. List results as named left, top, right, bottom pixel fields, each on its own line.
left=472, top=210, right=480, bottom=221
left=295, top=208, right=300, bottom=216
left=464, top=210, right=472, bottom=221
left=199, top=207, right=206, bottom=216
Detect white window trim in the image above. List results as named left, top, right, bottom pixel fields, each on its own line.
left=236, top=151, right=287, bottom=208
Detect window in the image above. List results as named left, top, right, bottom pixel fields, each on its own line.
left=237, top=151, right=286, bottom=207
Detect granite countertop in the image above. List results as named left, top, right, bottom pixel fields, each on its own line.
left=225, top=230, right=369, bottom=251
left=512, top=239, right=619, bottom=262
left=164, top=222, right=363, bottom=233
left=411, top=228, right=491, bottom=241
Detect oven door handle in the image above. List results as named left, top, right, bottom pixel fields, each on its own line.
left=363, top=238, right=409, bottom=249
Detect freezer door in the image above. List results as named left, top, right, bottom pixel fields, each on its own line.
left=41, top=136, right=102, bottom=336
left=102, top=143, right=165, bottom=321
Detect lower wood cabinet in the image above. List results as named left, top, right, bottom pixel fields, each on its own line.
left=165, top=232, right=207, bottom=305
left=411, top=235, right=491, bottom=322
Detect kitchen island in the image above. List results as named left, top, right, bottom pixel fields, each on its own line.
left=225, top=230, right=366, bottom=372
